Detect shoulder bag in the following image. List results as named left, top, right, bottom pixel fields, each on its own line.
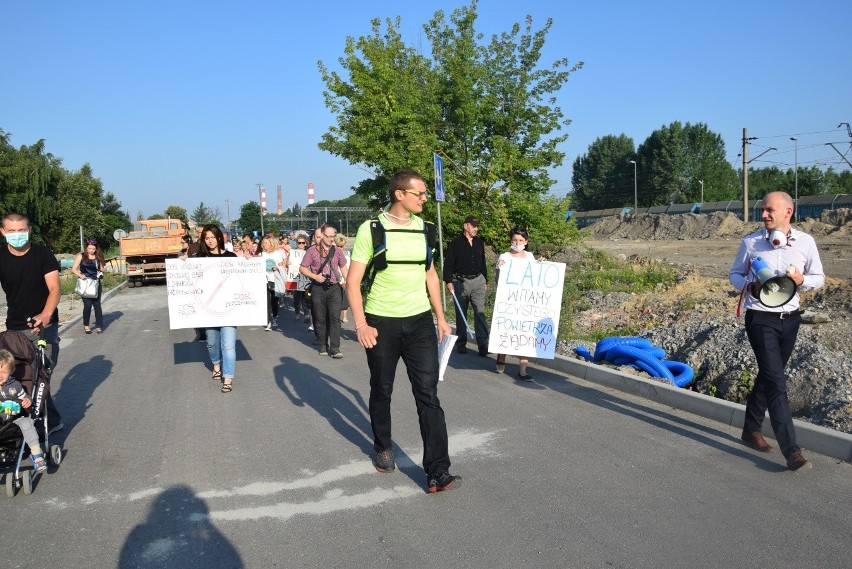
left=75, top=278, right=99, bottom=299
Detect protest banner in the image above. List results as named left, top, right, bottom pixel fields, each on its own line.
left=166, top=257, right=266, bottom=329
left=487, top=258, right=566, bottom=359
left=286, top=248, right=311, bottom=291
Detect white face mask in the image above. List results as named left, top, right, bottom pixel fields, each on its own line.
left=511, top=243, right=526, bottom=253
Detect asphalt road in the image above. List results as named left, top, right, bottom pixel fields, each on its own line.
left=4, top=285, right=851, bottom=569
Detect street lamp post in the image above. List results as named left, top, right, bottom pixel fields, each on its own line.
left=790, top=137, right=798, bottom=223
left=628, top=160, right=637, bottom=211
left=698, top=180, right=704, bottom=204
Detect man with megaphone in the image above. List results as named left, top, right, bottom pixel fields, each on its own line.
left=729, top=191, right=825, bottom=472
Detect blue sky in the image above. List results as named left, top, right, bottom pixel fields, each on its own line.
left=3, top=0, right=850, bottom=222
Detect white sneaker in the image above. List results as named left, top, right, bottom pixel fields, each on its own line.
left=264, top=322, right=272, bottom=331
left=308, top=325, right=314, bottom=331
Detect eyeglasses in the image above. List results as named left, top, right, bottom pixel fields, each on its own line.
left=323, top=233, right=336, bottom=238
left=296, top=241, right=307, bottom=245
left=401, top=189, right=428, bottom=199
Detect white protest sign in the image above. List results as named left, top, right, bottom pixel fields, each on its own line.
left=166, top=257, right=267, bottom=329
left=287, top=249, right=311, bottom=291
left=488, top=258, right=566, bottom=359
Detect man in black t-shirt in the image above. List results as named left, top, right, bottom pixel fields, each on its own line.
left=0, top=212, right=64, bottom=431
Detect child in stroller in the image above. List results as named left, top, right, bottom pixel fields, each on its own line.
left=0, top=349, right=47, bottom=472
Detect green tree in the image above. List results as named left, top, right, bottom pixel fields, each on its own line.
left=570, top=134, right=635, bottom=210
left=54, top=163, right=104, bottom=252
left=317, top=0, right=582, bottom=247
left=236, top=201, right=262, bottom=235
left=636, top=122, right=738, bottom=205
left=164, top=205, right=188, bottom=225
left=191, top=202, right=212, bottom=224
left=101, top=191, right=132, bottom=249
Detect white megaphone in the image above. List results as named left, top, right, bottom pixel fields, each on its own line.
left=750, top=257, right=797, bottom=308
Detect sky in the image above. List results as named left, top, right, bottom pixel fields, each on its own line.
left=2, top=0, right=850, bottom=222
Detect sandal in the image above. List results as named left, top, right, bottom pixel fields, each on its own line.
left=96, top=328, right=103, bottom=334
left=221, top=381, right=232, bottom=393
left=84, top=326, right=92, bottom=334
left=495, top=355, right=506, bottom=374
left=212, top=369, right=222, bottom=381
left=30, top=452, right=48, bottom=473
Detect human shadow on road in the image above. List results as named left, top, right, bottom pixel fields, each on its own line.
left=51, top=354, right=112, bottom=441
left=98, top=308, right=124, bottom=332
left=534, top=367, right=786, bottom=473
left=274, top=356, right=422, bottom=487
left=118, top=484, right=242, bottom=569
left=172, top=337, right=251, bottom=366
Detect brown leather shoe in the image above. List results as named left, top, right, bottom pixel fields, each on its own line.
left=786, top=451, right=812, bottom=472
left=741, top=430, right=775, bottom=453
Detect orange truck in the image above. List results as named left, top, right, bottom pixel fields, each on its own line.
left=119, top=219, right=185, bottom=287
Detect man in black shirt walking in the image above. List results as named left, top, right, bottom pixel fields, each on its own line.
left=443, top=216, right=489, bottom=356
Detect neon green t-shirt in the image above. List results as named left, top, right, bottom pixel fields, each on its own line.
left=351, top=214, right=433, bottom=317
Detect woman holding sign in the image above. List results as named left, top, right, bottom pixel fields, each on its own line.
left=194, top=224, right=239, bottom=393
left=494, top=227, right=544, bottom=381
left=259, top=236, right=285, bottom=331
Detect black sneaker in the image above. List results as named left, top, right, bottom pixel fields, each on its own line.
left=373, top=449, right=395, bottom=473
left=478, top=346, right=489, bottom=357
left=427, top=472, right=461, bottom=493
left=456, top=344, right=467, bottom=354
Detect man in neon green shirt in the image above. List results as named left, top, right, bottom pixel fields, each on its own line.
left=346, top=169, right=461, bottom=494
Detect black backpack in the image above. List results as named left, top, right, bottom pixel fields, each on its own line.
left=362, top=218, right=437, bottom=297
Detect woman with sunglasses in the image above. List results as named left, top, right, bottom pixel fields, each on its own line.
left=291, top=235, right=309, bottom=320
left=194, top=224, right=238, bottom=393
left=494, top=227, right=545, bottom=381
left=71, top=239, right=106, bottom=334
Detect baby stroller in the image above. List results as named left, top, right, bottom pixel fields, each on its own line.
left=0, top=329, right=63, bottom=497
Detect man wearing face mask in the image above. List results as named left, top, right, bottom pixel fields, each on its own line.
left=728, top=191, right=824, bottom=472
left=0, top=212, right=64, bottom=433
left=443, top=215, right=489, bottom=356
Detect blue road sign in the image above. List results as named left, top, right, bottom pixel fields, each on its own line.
left=433, top=153, right=445, bottom=202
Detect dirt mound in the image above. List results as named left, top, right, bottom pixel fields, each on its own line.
left=585, top=209, right=851, bottom=241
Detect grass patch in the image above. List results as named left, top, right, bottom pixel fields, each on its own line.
left=441, top=244, right=677, bottom=343
left=60, top=272, right=127, bottom=296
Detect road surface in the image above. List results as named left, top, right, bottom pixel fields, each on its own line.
left=4, top=285, right=850, bottom=568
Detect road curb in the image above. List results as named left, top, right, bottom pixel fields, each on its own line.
left=536, top=352, right=852, bottom=463
left=58, top=280, right=128, bottom=335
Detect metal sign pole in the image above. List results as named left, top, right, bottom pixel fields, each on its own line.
left=433, top=153, right=447, bottom=311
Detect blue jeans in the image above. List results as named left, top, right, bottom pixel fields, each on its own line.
left=205, top=326, right=237, bottom=379
left=743, top=310, right=801, bottom=457
left=365, top=311, right=450, bottom=477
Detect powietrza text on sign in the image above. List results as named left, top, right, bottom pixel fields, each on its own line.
left=487, top=258, right=566, bottom=359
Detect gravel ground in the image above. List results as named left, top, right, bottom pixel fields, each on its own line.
left=553, top=210, right=852, bottom=435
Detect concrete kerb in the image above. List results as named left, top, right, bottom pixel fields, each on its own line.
left=536, top=352, right=852, bottom=463
left=57, top=280, right=128, bottom=335
left=455, top=331, right=852, bottom=463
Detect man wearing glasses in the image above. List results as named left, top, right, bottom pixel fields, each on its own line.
left=443, top=215, right=489, bottom=356
left=346, top=170, right=461, bottom=494
left=299, top=224, right=348, bottom=358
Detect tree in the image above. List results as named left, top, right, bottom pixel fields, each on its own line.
left=164, top=205, right=188, bottom=224
left=570, top=134, right=635, bottom=210
left=54, top=163, right=105, bottom=252
left=635, top=122, right=738, bottom=205
left=317, top=0, right=582, bottom=247
left=236, top=201, right=262, bottom=235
